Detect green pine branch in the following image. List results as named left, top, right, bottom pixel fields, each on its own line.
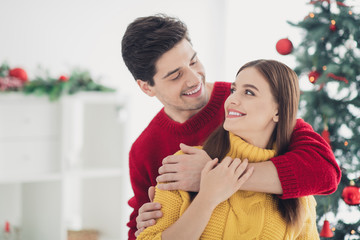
left=288, top=1, right=360, bottom=238
left=1, top=65, right=115, bottom=101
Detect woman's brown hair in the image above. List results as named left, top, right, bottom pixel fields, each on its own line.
left=203, top=59, right=301, bottom=226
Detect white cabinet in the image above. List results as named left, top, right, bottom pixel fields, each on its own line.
left=0, top=92, right=129, bottom=240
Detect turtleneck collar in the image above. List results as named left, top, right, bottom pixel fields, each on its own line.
left=227, top=132, right=276, bottom=163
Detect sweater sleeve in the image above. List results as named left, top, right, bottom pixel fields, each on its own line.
left=127, top=148, right=153, bottom=240
left=137, top=187, right=187, bottom=240
left=271, top=119, right=341, bottom=199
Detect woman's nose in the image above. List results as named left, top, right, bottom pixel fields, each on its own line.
left=228, top=93, right=241, bottom=105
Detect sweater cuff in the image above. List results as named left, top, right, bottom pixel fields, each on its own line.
left=271, top=156, right=299, bottom=199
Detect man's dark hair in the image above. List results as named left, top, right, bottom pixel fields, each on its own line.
left=121, top=14, right=190, bottom=86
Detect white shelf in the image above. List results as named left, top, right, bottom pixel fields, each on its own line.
left=65, top=168, right=123, bottom=179
left=0, top=173, right=62, bottom=184
left=0, top=92, right=128, bottom=240
left=0, top=168, right=122, bottom=184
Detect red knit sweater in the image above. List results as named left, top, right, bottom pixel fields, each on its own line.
left=127, top=82, right=340, bottom=240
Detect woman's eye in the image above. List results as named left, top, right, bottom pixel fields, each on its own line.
left=245, top=89, right=254, bottom=96
left=190, top=60, right=197, bottom=66
left=230, top=87, right=236, bottom=94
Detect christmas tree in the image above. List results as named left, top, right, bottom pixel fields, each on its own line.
left=280, top=0, right=360, bottom=239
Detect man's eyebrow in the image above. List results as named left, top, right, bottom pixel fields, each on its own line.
left=162, top=52, right=197, bottom=79
left=162, top=67, right=180, bottom=79
left=190, top=52, right=197, bottom=61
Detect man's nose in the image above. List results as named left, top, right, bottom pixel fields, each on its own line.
left=185, top=68, right=201, bottom=87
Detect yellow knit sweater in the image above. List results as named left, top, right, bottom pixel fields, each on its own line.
left=137, top=133, right=319, bottom=240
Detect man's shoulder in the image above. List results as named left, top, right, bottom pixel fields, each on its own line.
left=209, top=81, right=231, bottom=88
left=205, top=81, right=231, bottom=103
left=130, top=120, right=163, bottom=152
left=294, top=118, right=314, bottom=132
left=205, top=81, right=230, bottom=88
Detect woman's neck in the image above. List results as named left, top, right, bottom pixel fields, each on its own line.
left=234, top=132, right=271, bottom=149
left=227, top=132, right=276, bottom=163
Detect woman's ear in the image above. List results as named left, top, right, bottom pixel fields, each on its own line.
left=137, top=79, right=156, bottom=97
left=273, top=112, right=279, bottom=123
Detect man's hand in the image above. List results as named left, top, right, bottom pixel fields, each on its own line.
left=198, top=157, right=253, bottom=207
left=156, top=143, right=212, bottom=192
left=134, top=186, right=162, bottom=237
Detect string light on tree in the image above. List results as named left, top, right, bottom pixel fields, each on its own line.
left=308, top=70, right=321, bottom=83
left=279, top=0, right=360, bottom=237
left=330, top=20, right=337, bottom=31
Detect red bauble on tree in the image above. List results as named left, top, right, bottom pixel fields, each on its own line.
left=342, top=181, right=360, bottom=205
left=9, top=68, right=28, bottom=82
left=320, top=220, right=334, bottom=238
left=329, top=19, right=337, bottom=32
left=276, top=38, right=293, bottom=55
left=321, top=128, right=331, bottom=147
left=329, top=24, right=337, bottom=31
left=308, top=70, right=320, bottom=83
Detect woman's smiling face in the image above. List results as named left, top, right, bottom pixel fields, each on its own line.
left=223, top=67, right=279, bottom=148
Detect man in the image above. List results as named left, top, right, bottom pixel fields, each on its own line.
left=121, top=14, right=341, bottom=239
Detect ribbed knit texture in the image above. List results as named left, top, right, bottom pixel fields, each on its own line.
left=137, top=134, right=319, bottom=240
left=127, top=81, right=340, bottom=239
left=271, top=118, right=340, bottom=200
left=128, top=82, right=231, bottom=239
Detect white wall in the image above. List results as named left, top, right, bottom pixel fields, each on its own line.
left=0, top=0, right=311, bottom=236
left=0, top=0, right=313, bottom=143
left=223, top=0, right=312, bottom=82
left=0, top=0, right=226, bottom=145
left=0, top=0, right=226, bottom=237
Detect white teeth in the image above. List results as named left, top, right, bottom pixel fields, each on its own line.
left=184, top=84, right=201, bottom=95
left=228, top=111, right=244, bottom=116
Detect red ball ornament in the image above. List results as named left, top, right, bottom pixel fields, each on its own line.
left=276, top=38, right=293, bottom=55
left=9, top=68, right=28, bottom=82
left=321, top=128, right=331, bottom=146
left=308, top=70, right=320, bottom=83
left=320, top=220, right=334, bottom=238
left=342, top=181, right=360, bottom=205
left=329, top=24, right=337, bottom=31
left=58, top=75, right=69, bottom=82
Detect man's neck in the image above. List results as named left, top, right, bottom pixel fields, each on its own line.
left=165, top=82, right=215, bottom=123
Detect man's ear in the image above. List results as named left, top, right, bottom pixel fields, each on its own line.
left=273, top=112, right=279, bottom=123
left=136, top=79, right=155, bottom=97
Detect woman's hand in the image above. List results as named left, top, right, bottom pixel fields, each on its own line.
left=198, top=157, right=254, bottom=208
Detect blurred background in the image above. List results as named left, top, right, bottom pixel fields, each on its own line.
left=0, top=0, right=311, bottom=143
left=1, top=0, right=358, bottom=240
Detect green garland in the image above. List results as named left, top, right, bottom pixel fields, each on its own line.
left=0, top=62, right=115, bottom=101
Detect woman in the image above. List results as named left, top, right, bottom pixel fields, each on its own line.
left=137, top=59, right=319, bottom=239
